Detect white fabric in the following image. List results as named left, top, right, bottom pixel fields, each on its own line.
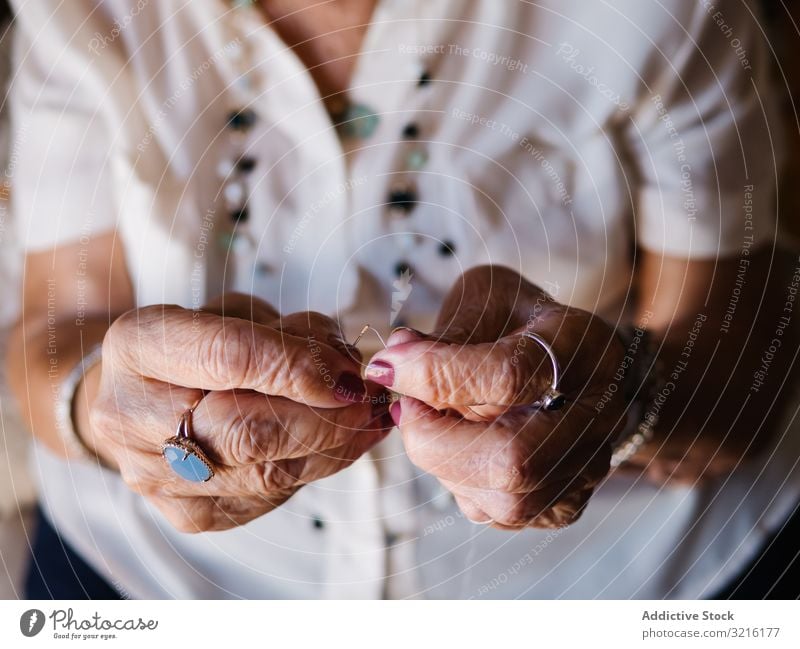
left=10, top=0, right=797, bottom=598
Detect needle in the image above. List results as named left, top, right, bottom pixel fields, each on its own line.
left=350, top=324, right=402, bottom=401
left=350, top=324, right=388, bottom=349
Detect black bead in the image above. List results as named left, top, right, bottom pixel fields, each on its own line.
left=312, top=517, right=325, bottom=530
left=394, top=261, right=411, bottom=277
left=235, top=156, right=257, bottom=173
left=402, top=123, right=419, bottom=139
left=227, top=108, right=257, bottom=131
left=230, top=207, right=249, bottom=223
left=438, top=240, right=456, bottom=256
left=417, top=70, right=432, bottom=87
left=388, top=187, right=417, bottom=211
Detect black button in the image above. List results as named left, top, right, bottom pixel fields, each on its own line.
left=402, top=123, right=419, bottom=139
left=388, top=187, right=417, bottom=212
left=394, top=261, right=411, bottom=277
left=438, top=240, right=456, bottom=256
left=227, top=108, right=257, bottom=131
left=312, top=517, right=325, bottom=530
left=256, top=261, right=273, bottom=275
left=230, top=207, right=249, bottom=223
left=417, top=70, right=432, bottom=87
left=235, top=156, right=257, bottom=173
left=385, top=532, right=400, bottom=546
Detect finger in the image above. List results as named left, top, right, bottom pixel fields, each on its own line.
left=147, top=493, right=288, bottom=533
left=275, top=311, right=362, bottom=364
left=106, top=305, right=366, bottom=406
left=396, top=397, right=585, bottom=492
left=192, top=390, right=386, bottom=464
left=442, top=478, right=589, bottom=528
left=431, top=265, right=554, bottom=343
left=365, top=334, right=551, bottom=409
left=295, top=427, right=391, bottom=485
left=452, top=492, right=493, bottom=525
left=201, top=293, right=279, bottom=324
left=132, top=422, right=390, bottom=499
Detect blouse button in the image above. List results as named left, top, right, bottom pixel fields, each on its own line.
left=227, top=108, right=257, bottom=131
left=417, top=70, right=433, bottom=87
left=235, top=156, right=257, bottom=173
left=388, top=184, right=417, bottom=212
left=312, top=517, right=325, bottom=530
left=394, top=261, right=412, bottom=277
left=438, top=240, right=456, bottom=256
left=402, top=123, right=420, bottom=139
left=230, top=206, right=249, bottom=223
left=256, top=260, right=274, bottom=275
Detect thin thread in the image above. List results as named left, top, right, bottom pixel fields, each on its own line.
left=350, top=324, right=388, bottom=349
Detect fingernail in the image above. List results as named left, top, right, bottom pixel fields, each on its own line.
left=387, top=327, right=425, bottom=346
left=390, top=326, right=424, bottom=337
left=389, top=400, right=402, bottom=426
left=365, top=360, right=395, bottom=387
left=334, top=372, right=368, bottom=403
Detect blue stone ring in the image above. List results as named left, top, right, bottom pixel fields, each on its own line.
left=161, top=398, right=215, bottom=483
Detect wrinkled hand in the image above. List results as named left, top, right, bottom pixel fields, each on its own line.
left=87, top=293, right=391, bottom=532
left=367, top=266, right=626, bottom=529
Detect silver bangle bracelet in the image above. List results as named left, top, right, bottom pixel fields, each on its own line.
left=609, top=327, right=663, bottom=469
left=54, top=345, right=104, bottom=461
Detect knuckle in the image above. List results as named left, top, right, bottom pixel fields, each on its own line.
left=417, top=350, right=456, bottom=403
left=499, top=438, right=537, bottom=492
left=160, top=502, right=207, bottom=534
left=496, top=352, right=533, bottom=404
left=221, top=406, right=274, bottom=464
left=257, top=459, right=303, bottom=493
left=203, top=322, right=254, bottom=386
left=501, top=498, right=535, bottom=527
left=400, top=428, right=427, bottom=469
left=87, top=401, right=116, bottom=444
left=117, top=464, right=145, bottom=493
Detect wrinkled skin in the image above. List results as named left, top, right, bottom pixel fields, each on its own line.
left=87, top=294, right=391, bottom=533
left=369, top=266, right=627, bottom=530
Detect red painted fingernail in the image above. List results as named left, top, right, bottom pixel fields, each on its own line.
left=334, top=372, right=368, bottom=403
left=365, top=360, right=394, bottom=387
left=389, top=400, right=402, bottom=426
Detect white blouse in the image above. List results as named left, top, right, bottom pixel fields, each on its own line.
left=11, top=0, right=798, bottom=598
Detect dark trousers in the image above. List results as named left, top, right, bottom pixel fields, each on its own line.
left=25, top=507, right=122, bottom=600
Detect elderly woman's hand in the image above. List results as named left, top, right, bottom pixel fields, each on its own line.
left=85, top=293, right=391, bottom=533
left=366, top=266, right=626, bottom=529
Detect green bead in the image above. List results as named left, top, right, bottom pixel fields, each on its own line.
left=339, top=103, right=379, bottom=139
left=406, top=149, right=428, bottom=170
left=217, top=231, right=236, bottom=250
